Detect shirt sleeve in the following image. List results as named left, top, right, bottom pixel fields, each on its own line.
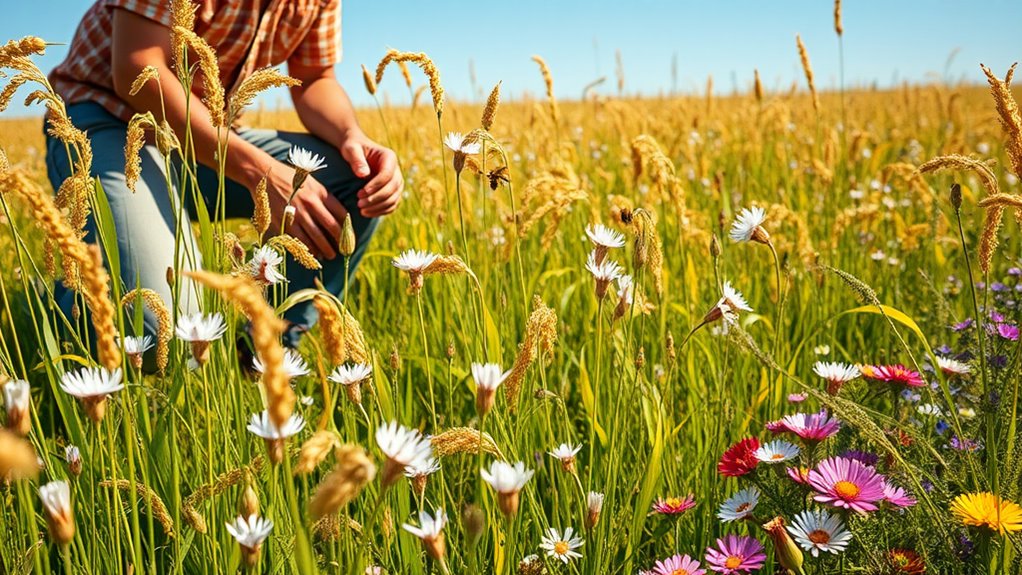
left=103, top=0, right=176, bottom=28
left=288, top=0, right=342, bottom=68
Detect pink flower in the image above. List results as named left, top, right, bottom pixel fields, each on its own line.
left=652, top=554, right=706, bottom=575
left=705, top=535, right=766, bottom=574
left=786, top=466, right=811, bottom=485
left=860, top=364, right=925, bottom=387
left=652, top=495, right=696, bottom=516
left=787, top=392, right=808, bottom=403
left=808, top=456, right=887, bottom=515
left=773, top=410, right=841, bottom=443
left=882, top=482, right=917, bottom=508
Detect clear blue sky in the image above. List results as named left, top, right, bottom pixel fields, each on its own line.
left=2, top=1, right=1020, bottom=116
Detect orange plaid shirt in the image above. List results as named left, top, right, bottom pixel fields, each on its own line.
left=50, top=0, right=342, bottom=122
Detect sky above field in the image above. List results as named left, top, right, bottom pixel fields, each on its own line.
left=1, top=0, right=1020, bottom=117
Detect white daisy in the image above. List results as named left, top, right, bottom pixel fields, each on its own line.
left=60, top=367, right=123, bottom=400
left=39, top=480, right=74, bottom=543
left=704, top=280, right=753, bottom=325
left=64, top=445, right=82, bottom=476
left=547, top=442, right=582, bottom=472
left=616, top=275, right=634, bottom=306
left=225, top=514, right=274, bottom=550
left=729, top=206, right=770, bottom=243
left=917, top=403, right=943, bottom=416
left=936, top=355, right=971, bottom=377
left=247, top=245, right=286, bottom=286
left=585, top=250, right=623, bottom=282
left=392, top=249, right=440, bottom=273
left=443, top=132, right=481, bottom=155
left=585, top=224, right=625, bottom=249
left=786, top=509, right=853, bottom=557
left=482, top=460, right=535, bottom=516
left=404, top=456, right=441, bottom=479
left=121, top=335, right=154, bottom=356
left=3, top=379, right=30, bottom=434
left=376, top=421, right=433, bottom=487
left=539, top=527, right=584, bottom=564
left=586, top=491, right=604, bottom=528
left=328, top=363, right=373, bottom=386
left=246, top=410, right=306, bottom=440
left=718, top=486, right=761, bottom=522
left=176, top=312, right=228, bottom=364
left=813, top=361, right=860, bottom=384
left=402, top=509, right=448, bottom=560
left=471, top=362, right=510, bottom=392
left=754, top=439, right=800, bottom=463
left=287, top=146, right=327, bottom=174
left=254, top=349, right=310, bottom=380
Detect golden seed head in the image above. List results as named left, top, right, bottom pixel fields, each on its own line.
left=309, top=444, right=376, bottom=519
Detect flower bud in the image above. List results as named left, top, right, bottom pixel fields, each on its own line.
left=950, top=182, right=962, bottom=211
left=763, top=516, right=804, bottom=575
left=586, top=491, right=604, bottom=530
left=239, top=483, right=259, bottom=518
left=39, top=481, right=75, bottom=545
left=284, top=205, right=297, bottom=227
left=461, top=504, right=485, bottom=546
left=3, top=379, right=31, bottom=436
left=710, top=233, right=722, bottom=258
left=65, top=445, right=82, bottom=477
left=339, top=213, right=356, bottom=257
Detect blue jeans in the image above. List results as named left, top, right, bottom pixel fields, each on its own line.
left=45, top=102, right=379, bottom=347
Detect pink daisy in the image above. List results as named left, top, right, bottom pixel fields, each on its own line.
left=705, top=535, right=766, bottom=574
left=786, top=466, right=811, bottom=485
left=652, top=495, right=696, bottom=516
left=808, top=456, right=887, bottom=514
left=882, top=482, right=917, bottom=508
left=651, top=554, right=706, bottom=575
left=774, top=410, right=841, bottom=442
left=860, top=364, right=925, bottom=388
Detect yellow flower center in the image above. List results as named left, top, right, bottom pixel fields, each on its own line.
left=671, top=569, right=690, bottom=575
left=834, top=480, right=861, bottom=499
left=808, top=529, right=831, bottom=544
left=554, top=541, right=569, bottom=555
left=665, top=497, right=682, bottom=507
left=724, top=556, right=742, bottom=569
left=735, top=502, right=751, bottom=513
left=771, top=453, right=786, bottom=460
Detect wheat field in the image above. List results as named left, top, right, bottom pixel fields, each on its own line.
left=0, top=16, right=1021, bottom=575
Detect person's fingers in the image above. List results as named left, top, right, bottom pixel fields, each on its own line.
left=340, top=141, right=370, bottom=179
left=298, top=213, right=337, bottom=260
left=300, top=186, right=342, bottom=242
left=357, top=149, right=398, bottom=200
left=358, top=172, right=403, bottom=212
left=361, top=179, right=403, bottom=217
left=321, top=192, right=349, bottom=225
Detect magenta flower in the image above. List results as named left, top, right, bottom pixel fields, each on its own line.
left=652, top=554, right=706, bottom=575
left=705, top=535, right=766, bottom=574
left=861, top=364, right=925, bottom=387
left=787, top=392, right=808, bottom=403
left=652, top=495, right=696, bottom=516
left=997, top=323, right=1019, bottom=341
left=772, top=410, right=841, bottom=443
left=808, top=456, right=887, bottom=514
left=882, top=482, right=917, bottom=508
left=786, top=466, right=811, bottom=485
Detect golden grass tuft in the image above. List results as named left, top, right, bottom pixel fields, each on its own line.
left=129, top=65, right=160, bottom=97
left=182, top=457, right=265, bottom=534
left=0, top=428, right=39, bottom=480
left=229, top=67, right=301, bottom=124
left=375, top=50, right=444, bottom=116
left=980, top=63, right=1022, bottom=177
left=531, top=55, right=559, bottom=124
left=173, top=27, right=226, bottom=128
left=185, top=271, right=293, bottom=429
left=296, top=430, right=342, bottom=476
left=121, top=288, right=172, bottom=372
left=429, top=427, right=499, bottom=458
left=361, top=64, right=377, bottom=96
left=632, top=209, right=664, bottom=295
left=268, top=234, right=322, bottom=270
left=99, top=480, right=175, bottom=538
left=124, top=113, right=156, bottom=193
left=251, top=173, right=271, bottom=238
left=309, top=444, right=376, bottom=519
left=834, top=0, right=843, bottom=36
left=796, top=34, right=820, bottom=113
left=917, top=154, right=1000, bottom=197
left=481, top=81, right=501, bottom=131
left=504, top=296, right=558, bottom=408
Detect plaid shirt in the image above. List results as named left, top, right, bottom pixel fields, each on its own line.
left=50, top=0, right=342, bottom=122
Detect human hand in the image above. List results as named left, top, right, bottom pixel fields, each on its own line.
left=265, top=161, right=347, bottom=260
left=338, top=130, right=404, bottom=217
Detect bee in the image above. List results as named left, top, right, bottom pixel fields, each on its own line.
left=486, top=166, right=510, bottom=191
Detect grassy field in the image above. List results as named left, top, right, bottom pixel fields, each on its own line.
left=1, top=28, right=1022, bottom=575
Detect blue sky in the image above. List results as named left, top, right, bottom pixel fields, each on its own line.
left=2, top=1, right=1020, bottom=116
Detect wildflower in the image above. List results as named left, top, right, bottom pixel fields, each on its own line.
left=548, top=442, right=582, bottom=473
left=247, top=245, right=286, bottom=285
left=255, top=348, right=309, bottom=380
left=443, top=132, right=481, bottom=173
left=860, top=364, right=925, bottom=387
left=402, top=509, right=448, bottom=561
left=247, top=410, right=305, bottom=464
left=650, top=554, right=706, bottom=575
left=39, top=480, right=75, bottom=545
left=329, top=363, right=373, bottom=406
left=786, top=509, right=852, bottom=557
left=729, top=206, right=770, bottom=245
left=585, top=223, right=625, bottom=263
left=518, top=554, right=546, bottom=575
left=539, top=527, right=584, bottom=564
left=808, top=456, right=887, bottom=514
left=917, top=403, right=942, bottom=416
left=952, top=318, right=974, bottom=331
left=886, top=549, right=926, bottom=574
left=472, top=362, right=510, bottom=418
left=787, top=392, right=807, bottom=403
left=753, top=440, right=800, bottom=464
left=718, top=487, right=760, bottom=522
left=841, top=450, right=879, bottom=467
left=813, top=361, right=860, bottom=395
left=882, top=482, right=917, bottom=508
left=3, top=379, right=30, bottom=435
left=65, top=445, right=82, bottom=477
left=704, top=534, right=766, bottom=574
left=376, top=421, right=433, bottom=488
left=949, top=436, right=982, bottom=452
left=702, top=281, right=752, bottom=326
left=585, top=249, right=623, bottom=300
left=717, top=437, right=760, bottom=477
left=585, top=491, right=604, bottom=529
left=59, top=367, right=124, bottom=423
left=786, top=466, right=811, bottom=485
left=935, top=355, right=970, bottom=377
left=958, top=407, right=977, bottom=419
left=175, top=312, right=228, bottom=365
left=121, top=335, right=154, bottom=370
left=771, top=410, right=842, bottom=443
left=652, top=494, right=696, bottom=516
left=763, top=517, right=803, bottom=575
left=392, top=249, right=440, bottom=294
left=950, top=492, right=1022, bottom=534
left=481, top=460, right=534, bottom=516
left=813, top=344, right=830, bottom=355
left=996, top=323, right=1019, bottom=341
left=404, top=456, right=440, bottom=497
left=226, top=514, right=273, bottom=568
left=288, top=145, right=326, bottom=190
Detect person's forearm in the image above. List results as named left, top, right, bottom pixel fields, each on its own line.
left=291, top=76, right=362, bottom=149
left=117, top=65, right=273, bottom=190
